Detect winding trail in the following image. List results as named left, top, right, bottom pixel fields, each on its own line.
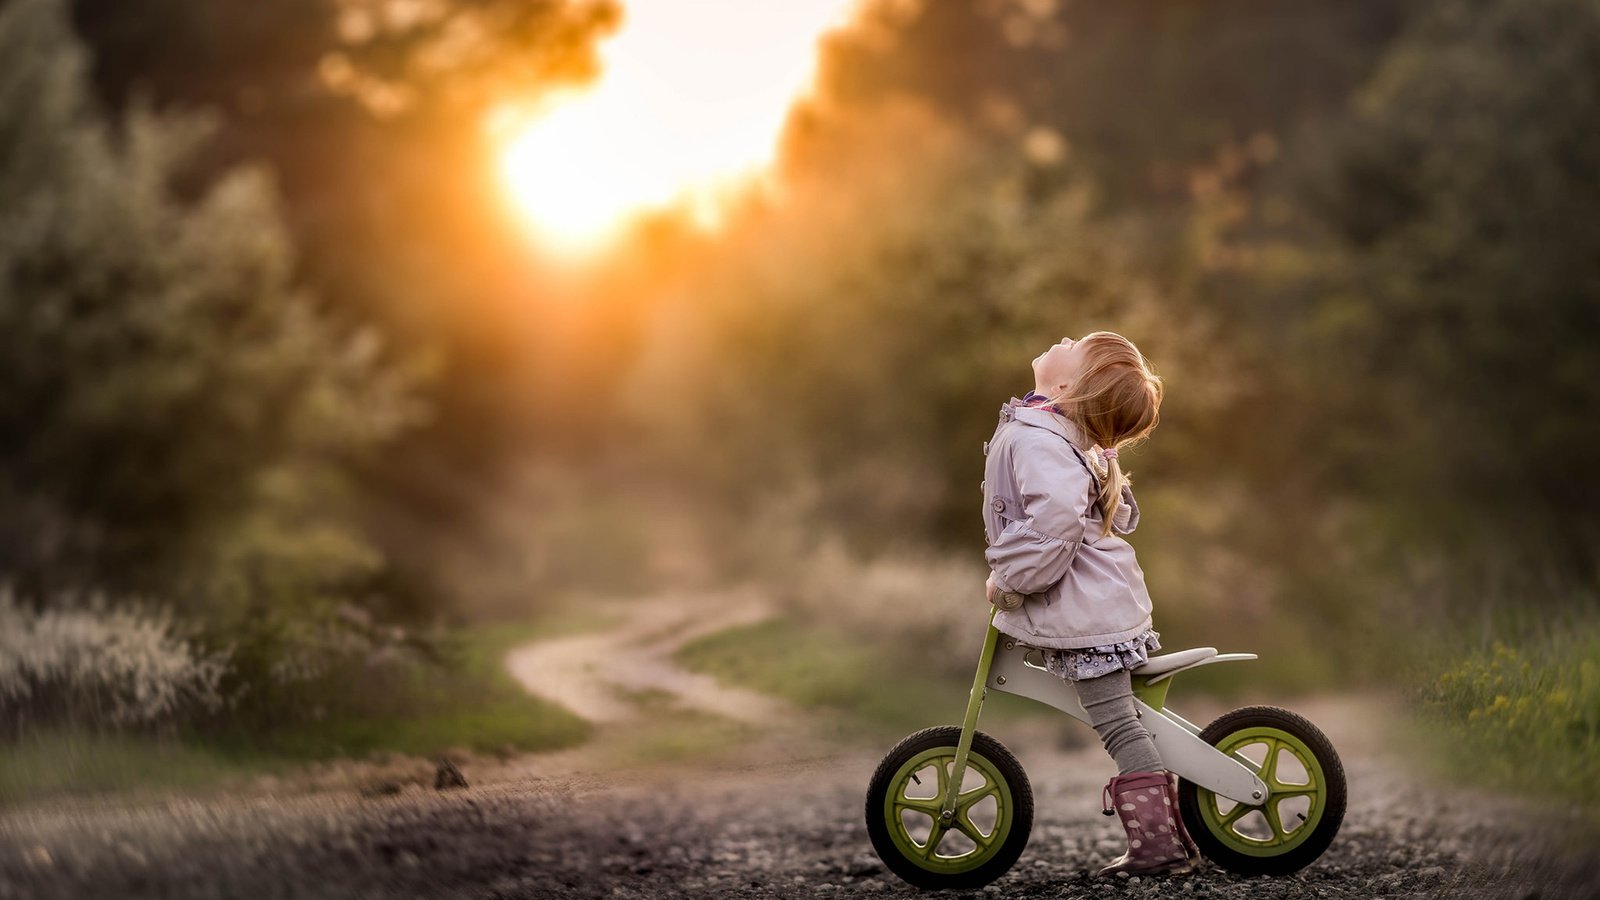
left=504, top=589, right=791, bottom=726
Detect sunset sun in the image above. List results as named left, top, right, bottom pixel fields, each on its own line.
left=494, top=0, right=860, bottom=254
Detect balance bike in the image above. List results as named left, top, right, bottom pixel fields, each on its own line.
left=865, top=609, right=1346, bottom=889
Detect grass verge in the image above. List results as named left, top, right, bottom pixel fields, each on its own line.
left=1413, top=618, right=1600, bottom=818
left=674, top=615, right=1045, bottom=737
left=241, top=615, right=598, bottom=761
left=0, top=609, right=609, bottom=804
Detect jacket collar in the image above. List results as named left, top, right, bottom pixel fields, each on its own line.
left=1004, top=396, right=1092, bottom=452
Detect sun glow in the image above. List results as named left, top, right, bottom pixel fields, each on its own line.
left=495, top=0, right=860, bottom=254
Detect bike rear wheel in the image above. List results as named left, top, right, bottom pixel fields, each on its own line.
left=1177, top=706, right=1346, bottom=876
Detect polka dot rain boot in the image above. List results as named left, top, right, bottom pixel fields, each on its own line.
left=1168, top=771, right=1203, bottom=868
left=1095, top=771, right=1195, bottom=877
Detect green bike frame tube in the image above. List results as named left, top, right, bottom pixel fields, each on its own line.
left=941, top=609, right=1002, bottom=816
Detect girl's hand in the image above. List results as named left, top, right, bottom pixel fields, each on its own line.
left=986, top=573, right=1025, bottom=610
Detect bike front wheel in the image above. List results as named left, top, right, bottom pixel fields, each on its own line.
left=865, top=726, right=1032, bottom=890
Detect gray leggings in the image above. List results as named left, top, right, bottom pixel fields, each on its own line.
left=1073, top=670, right=1164, bottom=774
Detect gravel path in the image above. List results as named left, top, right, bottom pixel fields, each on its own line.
left=504, top=589, right=789, bottom=725
left=2, top=609, right=1595, bottom=899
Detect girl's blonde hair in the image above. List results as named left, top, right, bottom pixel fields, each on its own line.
left=1044, top=332, right=1163, bottom=536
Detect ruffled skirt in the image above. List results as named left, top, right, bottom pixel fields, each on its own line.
left=1040, top=629, right=1162, bottom=682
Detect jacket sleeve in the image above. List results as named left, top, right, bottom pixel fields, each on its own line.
left=985, top=437, right=1092, bottom=595
left=1111, top=484, right=1140, bottom=534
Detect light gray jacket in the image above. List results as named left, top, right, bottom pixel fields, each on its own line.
left=981, top=398, right=1153, bottom=649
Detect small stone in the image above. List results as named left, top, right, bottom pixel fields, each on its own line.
left=434, top=758, right=469, bottom=790
left=1129, top=876, right=1142, bottom=884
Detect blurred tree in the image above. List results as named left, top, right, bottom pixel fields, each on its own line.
left=61, top=0, right=624, bottom=616
left=1273, top=0, right=1600, bottom=576
left=813, top=0, right=1412, bottom=206
left=68, top=0, right=621, bottom=453
left=0, top=0, right=422, bottom=690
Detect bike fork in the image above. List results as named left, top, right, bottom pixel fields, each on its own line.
left=940, top=609, right=1003, bottom=821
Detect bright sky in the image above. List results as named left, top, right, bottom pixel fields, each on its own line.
left=494, top=0, right=861, bottom=256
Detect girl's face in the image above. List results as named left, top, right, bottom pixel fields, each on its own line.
left=1032, top=336, right=1091, bottom=397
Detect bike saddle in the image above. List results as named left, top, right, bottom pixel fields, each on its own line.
left=1131, top=647, right=1218, bottom=677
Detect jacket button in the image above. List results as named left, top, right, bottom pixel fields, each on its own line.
left=992, top=498, right=1005, bottom=512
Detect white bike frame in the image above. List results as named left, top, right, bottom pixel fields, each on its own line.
left=937, top=609, right=1270, bottom=822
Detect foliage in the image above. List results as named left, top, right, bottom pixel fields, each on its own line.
left=816, top=0, right=1408, bottom=205
left=0, top=590, right=227, bottom=732
left=1417, top=622, right=1600, bottom=811
left=1263, top=0, right=1600, bottom=570
left=0, top=615, right=595, bottom=802
left=228, top=619, right=592, bottom=759
left=317, top=0, right=621, bottom=117
left=0, top=0, right=423, bottom=713
left=69, top=0, right=623, bottom=451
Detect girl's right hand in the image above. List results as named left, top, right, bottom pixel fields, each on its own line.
left=986, top=573, right=1025, bottom=610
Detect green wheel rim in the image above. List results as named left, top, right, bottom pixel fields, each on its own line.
left=1196, top=726, right=1329, bottom=857
left=880, top=747, right=1016, bottom=874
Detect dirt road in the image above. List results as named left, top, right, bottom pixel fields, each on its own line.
left=504, top=589, right=792, bottom=727
left=1, top=594, right=1594, bottom=900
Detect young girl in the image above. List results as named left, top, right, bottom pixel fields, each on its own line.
left=980, top=331, right=1199, bottom=877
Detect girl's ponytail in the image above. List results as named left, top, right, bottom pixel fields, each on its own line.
left=1094, top=449, right=1128, bottom=538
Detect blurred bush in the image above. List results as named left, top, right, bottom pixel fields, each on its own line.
left=1418, top=626, right=1600, bottom=809
left=0, top=589, right=227, bottom=733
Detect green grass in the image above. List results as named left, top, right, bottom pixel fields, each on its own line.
left=242, top=615, right=600, bottom=761
left=0, top=609, right=612, bottom=803
left=1413, top=618, right=1600, bottom=817
left=0, top=731, right=244, bottom=802
left=674, top=616, right=1044, bottom=736
left=610, top=705, right=758, bottom=766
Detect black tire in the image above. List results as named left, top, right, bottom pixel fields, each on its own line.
left=865, top=726, right=1033, bottom=890
left=1177, top=706, right=1347, bottom=876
